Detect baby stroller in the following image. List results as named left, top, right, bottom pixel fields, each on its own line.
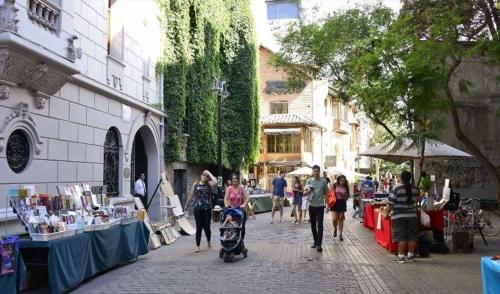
left=219, top=208, right=248, bottom=262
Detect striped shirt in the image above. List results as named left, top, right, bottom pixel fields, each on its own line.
left=387, top=183, right=418, bottom=220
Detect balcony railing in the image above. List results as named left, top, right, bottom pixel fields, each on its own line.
left=27, top=0, right=61, bottom=34
left=333, top=118, right=350, bottom=134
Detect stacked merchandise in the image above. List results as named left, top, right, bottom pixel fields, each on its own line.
left=0, top=236, right=19, bottom=276
left=7, top=184, right=139, bottom=241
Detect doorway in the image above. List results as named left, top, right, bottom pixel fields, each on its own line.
left=174, top=169, right=187, bottom=206
left=131, top=132, right=148, bottom=197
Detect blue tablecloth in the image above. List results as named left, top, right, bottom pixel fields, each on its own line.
left=481, top=257, right=500, bottom=294
left=0, top=251, right=26, bottom=294
left=20, top=221, right=149, bottom=294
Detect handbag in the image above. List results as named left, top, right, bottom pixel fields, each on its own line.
left=327, top=188, right=337, bottom=208
left=420, top=210, right=431, bottom=227
left=284, top=198, right=291, bottom=207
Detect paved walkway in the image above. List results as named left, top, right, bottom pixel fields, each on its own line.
left=72, top=205, right=498, bottom=294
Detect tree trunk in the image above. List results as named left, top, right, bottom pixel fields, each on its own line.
left=445, top=61, right=500, bottom=202
left=416, top=140, right=426, bottom=190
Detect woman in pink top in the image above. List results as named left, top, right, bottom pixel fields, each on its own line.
left=331, top=175, right=350, bottom=241
left=224, top=174, right=249, bottom=239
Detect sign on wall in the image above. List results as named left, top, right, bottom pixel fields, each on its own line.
left=324, top=156, right=337, bottom=167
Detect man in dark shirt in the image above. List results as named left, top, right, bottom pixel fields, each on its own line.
left=271, top=172, right=287, bottom=223
left=322, top=171, right=331, bottom=188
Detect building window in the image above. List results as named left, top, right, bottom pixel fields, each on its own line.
left=6, top=130, right=30, bottom=173
left=108, top=0, right=124, bottom=61
left=270, top=101, right=288, bottom=114
left=103, top=128, right=120, bottom=197
left=267, top=1, right=299, bottom=20
left=267, top=135, right=300, bottom=153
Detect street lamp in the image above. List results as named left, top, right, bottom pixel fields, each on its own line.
left=211, top=77, right=229, bottom=187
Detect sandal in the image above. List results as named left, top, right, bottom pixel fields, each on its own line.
left=194, top=247, right=200, bottom=253
left=339, top=236, right=344, bottom=241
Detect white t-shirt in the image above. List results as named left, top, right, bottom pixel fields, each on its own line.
left=134, top=179, right=146, bottom=196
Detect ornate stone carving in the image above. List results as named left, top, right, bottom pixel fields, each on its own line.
left=0, top=84, right=9, bottom=99
left=33, top=91, right=49, bottom=109
left=67, top=36, right=78, bottom=62
left=144, top=111, right=152, bottom=126
left=0, top=102, right=42, bottom=155
left=0, top=49, right=11, bottom=78
left=22, top=62, right=49, bottom=89
left=0, top=0, right=20, bottom=32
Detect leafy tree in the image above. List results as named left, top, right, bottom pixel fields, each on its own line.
left=274, top=2, right=500, bottom=201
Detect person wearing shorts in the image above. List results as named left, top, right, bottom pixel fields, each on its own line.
left=387, top=171, right=418, bottom=263
left=271, top=172, right=287, bottom=224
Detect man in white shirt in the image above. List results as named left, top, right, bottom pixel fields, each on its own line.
left=134, top=173, right=147, bottom=208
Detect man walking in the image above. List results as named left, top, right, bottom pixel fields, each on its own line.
left=323, top=171, right=331, bottom=188
left=134, top=173, right=147, bottom=208
left=306, top=165, right=329, bottom=252
left=270, top=172, right=287, bottom=224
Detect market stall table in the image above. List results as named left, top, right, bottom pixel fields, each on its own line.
left=481, top=257, right=500, bottom=294
left=363, top=202, right=380, bottom=230
left=373, top=208, right=398, bottom=253
left=249, top=194, right=273, bottom=213
left=0, top=251, right=27, bottom=294
left=20, top=221, right=149, bottom=294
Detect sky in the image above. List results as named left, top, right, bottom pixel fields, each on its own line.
left=252, top=0, right=402, bottom=51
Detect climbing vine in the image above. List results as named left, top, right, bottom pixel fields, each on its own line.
left=158, top=0, right=260, bottom=169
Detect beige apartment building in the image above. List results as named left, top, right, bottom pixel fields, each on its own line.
left=253, top=46, right=366, bottom=190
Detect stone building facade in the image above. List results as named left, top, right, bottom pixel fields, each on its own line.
left=0, top=0, right=165, bottom=230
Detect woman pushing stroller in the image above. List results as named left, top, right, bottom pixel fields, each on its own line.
left=224, top=173, right=249, bottom=241
left=219, top=174, right=249, bottom=262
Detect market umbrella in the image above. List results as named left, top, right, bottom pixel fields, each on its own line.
left=287, top=166, right=313, bottom=176
left=359, top=138, right=472, bottom=164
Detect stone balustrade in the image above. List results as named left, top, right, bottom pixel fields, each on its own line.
left=27, top=0, right=60, bottom=34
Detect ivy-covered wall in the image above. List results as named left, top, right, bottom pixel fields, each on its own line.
left=158, top=0, right=260, bottom=170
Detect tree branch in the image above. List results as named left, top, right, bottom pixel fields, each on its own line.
left=365, top=113, right=397, bottom=139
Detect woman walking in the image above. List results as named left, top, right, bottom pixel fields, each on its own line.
left=224, top=174, right=249, bottom=240
left=331, top=175, right=349, bottom=241
left=292, top=176, right=303, bottom=224
left=300, top=178, right=309, bottom=223
left=184, top=170, right=217, bottom=253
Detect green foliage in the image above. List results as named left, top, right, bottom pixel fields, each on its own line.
left=158, top=0, right=260, bottom=169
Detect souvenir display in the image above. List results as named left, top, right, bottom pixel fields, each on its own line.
left=6, top=183, right=139, bottom=241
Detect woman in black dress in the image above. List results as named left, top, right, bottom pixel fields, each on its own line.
left=292, top=176, right=303, bottom=224
left=331, top=175, right=349, bottom=241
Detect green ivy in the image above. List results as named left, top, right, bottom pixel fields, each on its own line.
left=158, top=0, right=260, bottom=170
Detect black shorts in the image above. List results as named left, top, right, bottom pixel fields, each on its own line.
left=331, top=199, right=347, bottom=212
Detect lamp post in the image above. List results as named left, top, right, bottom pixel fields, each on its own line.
left=211, top=77, right=229, bottom=187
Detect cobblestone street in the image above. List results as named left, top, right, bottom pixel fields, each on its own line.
left=72, top=204, right=498, bottom=294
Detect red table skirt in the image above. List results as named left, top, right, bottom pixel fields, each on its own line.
left=364, top=203, right=375, bottom=229
left=419, top=210, right=444, bottom=232
left=373, top=208, right=398, bottom=253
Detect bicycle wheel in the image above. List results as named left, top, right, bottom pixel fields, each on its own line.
left=480, top=211, right=499, bottom=236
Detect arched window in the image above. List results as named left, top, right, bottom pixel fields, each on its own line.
left=103, top=128, right=120, bottom=196
left=6, top=130, right=30, bottom=173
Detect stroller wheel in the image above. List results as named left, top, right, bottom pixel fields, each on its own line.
left=243, top=248, right=248, bottom=258
left=223, top=252, right=234, bottom=263
left=219, top=249, right=224, bottom=259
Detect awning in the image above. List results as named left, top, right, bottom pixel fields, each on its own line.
left=263, top=128, right=301, bottom=135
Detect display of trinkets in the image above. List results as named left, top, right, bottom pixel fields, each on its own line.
left=7, top=183, right=137, bottom=240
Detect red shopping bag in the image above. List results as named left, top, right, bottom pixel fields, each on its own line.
left=327, top=188, right=337, bottom=208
